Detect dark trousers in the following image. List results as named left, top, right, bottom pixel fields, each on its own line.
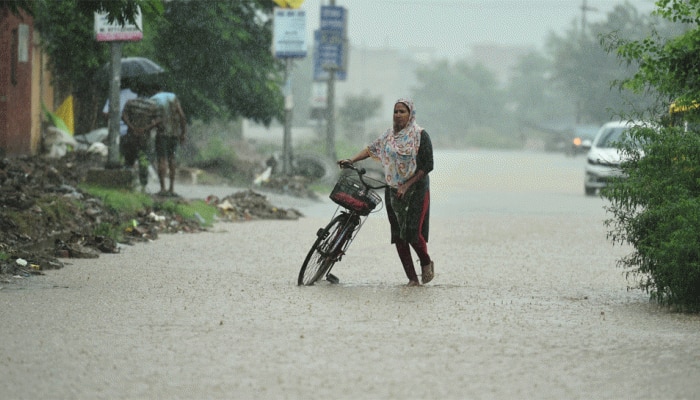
left=122, top=133, right=150, bottom=187
left=391, top=191, right=431, bottom=281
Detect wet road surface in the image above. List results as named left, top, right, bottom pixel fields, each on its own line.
left=1, top=150, right=699, bottom=399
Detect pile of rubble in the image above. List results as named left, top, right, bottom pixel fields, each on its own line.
left=208, top=190, right=303, bottom=221
left=0, top=151, right=306, bottom=284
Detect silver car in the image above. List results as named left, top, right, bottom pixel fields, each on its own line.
left=584, top=120, right=643, bottom=196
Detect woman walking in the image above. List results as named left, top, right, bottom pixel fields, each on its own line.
left=339, top=98, right=434, bottom=286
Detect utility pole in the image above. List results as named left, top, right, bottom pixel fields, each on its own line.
left=577, top=0, right=598, bottom=125
left=580, top=0, right=598, bottom=36
left=325, top=0, right=337, bottom=161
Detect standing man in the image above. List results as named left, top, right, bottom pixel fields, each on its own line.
left=151, top=85, right=187, bottom=196
left=121, top=83, right=159, bottom=192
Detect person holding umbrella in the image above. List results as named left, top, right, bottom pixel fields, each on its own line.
left=151, top=84, right=187, bottom=196
left=101, top=58, right=164, bottom=166
left=121, top=82, right=159, bottom=192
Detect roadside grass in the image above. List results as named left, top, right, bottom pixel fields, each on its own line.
left=154, top=199, right=218, bottom=226
left=81, top=185, right=218, bottom=239
left=81, top=185, right=154, bottom=215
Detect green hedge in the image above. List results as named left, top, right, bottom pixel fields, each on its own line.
left=603, top=126, right=700, bottom=311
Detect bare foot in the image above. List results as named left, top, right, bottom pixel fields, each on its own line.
left=406, top=280, right=421, bottom=287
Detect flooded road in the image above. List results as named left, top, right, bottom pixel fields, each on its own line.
left=2, top=150, right=699, bottom=399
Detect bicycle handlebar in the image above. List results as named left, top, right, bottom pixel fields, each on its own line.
left=339, top=162, right=387, bottom=190
left=339, top=162, right=365, bottom=175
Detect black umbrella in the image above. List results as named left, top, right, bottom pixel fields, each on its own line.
left=122, top=57, right=165, bottom=78
left=100, top=57, right=165, bottom=80
left=116, top=57, right=165, bottom=77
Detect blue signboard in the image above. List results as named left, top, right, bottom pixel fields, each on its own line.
left=313, top=30, right=347, bottom=81
left=320, top=4, right=345, bottom=32
left=314, top=5, right=347, bottom=81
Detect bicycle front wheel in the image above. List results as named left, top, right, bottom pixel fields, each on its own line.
left=298, top=214, right=350, bottom=286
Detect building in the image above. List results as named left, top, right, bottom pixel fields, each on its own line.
left=0, top=7, right=54, bottom=157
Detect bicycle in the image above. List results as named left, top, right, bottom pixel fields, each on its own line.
left=297, top=164, right=387, bottom=286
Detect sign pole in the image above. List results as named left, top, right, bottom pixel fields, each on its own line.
left=325, top=0, right=337, bottom=161
left=318, top=0, right=346, bottom=161
left=107, top=41, right=123, bottom=168
left=283, top=58, right=293, bottom=175
left=326, top=66, right=336, bottom=160
left=95, top=8, right=142, bottom=168
left=272, top=7, right=307, bottom=175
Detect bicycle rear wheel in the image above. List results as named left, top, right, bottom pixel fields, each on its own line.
left=298, top=214, right=351, bottom=286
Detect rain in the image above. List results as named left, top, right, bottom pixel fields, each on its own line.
left=3, top=1, right=700, bottom=399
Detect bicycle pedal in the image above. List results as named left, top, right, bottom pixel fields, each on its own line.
left=326, top=273, right=340, bottom=284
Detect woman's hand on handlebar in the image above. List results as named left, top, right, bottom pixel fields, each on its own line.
left=337, top=159, right=353, bottom=169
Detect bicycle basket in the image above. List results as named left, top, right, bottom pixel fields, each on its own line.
left=329, top=173, right=382, bottom=216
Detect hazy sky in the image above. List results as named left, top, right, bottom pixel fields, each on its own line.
left=300, top=0, right=657, bottom=57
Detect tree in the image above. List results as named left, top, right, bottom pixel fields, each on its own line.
left=1, top=0, right=34, bottom=15
left=547, top=3, right=657, bottom=124
left=613, top=2, right=696, bottom=110
left=150, top=0, right=284, bottom=125
left=32, top=0, right=284, bottom=134
left=507, top=50, right=574, bottom=125
left=338, top=93, right=381, bottom=139
left=32, top=0, right=162, bottom=133
left=412, top=60, right=509, bottom=147
left=603, top=1, right=700, bottom=311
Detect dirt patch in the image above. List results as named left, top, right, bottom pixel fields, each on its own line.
left=0, top=151, right=309, bottom=284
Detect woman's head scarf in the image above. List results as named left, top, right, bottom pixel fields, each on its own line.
left=368, top=98, right=423, bottom=187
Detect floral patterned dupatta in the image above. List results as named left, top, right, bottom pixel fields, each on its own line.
left=368, top=98, right=423, bottom=187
